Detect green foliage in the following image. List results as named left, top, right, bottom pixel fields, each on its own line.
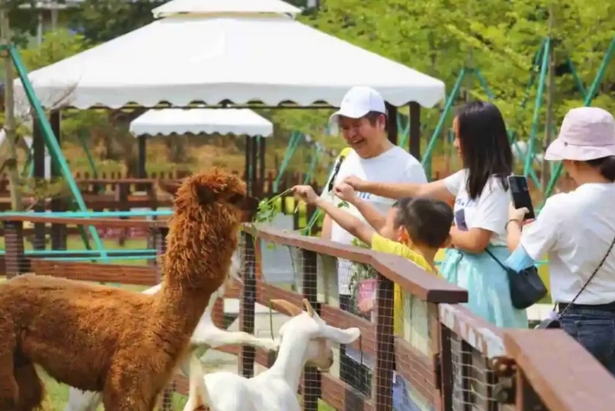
left=17, top=176, right=72, bottom=200
left=20, top=29, right=88, bottom=70
left=254, top=189, right=293, bottom=224
left=5, top=1, right=40, bottom=47
left=290, top=0, right=615, bottom=143
left=71, top=0, right=164, bottom=45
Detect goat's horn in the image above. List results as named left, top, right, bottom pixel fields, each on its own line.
left=270, top=299, right=303, bottom=317
left=302, top=298, right=314, bottom=317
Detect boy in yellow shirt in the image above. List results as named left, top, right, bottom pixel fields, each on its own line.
left=292, top=183, right=453, bottom=333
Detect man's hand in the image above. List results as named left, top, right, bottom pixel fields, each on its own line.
left=343, top=175, right=368, bottom=191
left=333, top=182, right=357, bottom=203
left=292, top=185, right=319, bottom=205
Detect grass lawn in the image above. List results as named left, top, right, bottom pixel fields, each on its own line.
left=41, top=371, right=335, bottom=411
left=0, top=236, right=152, bottom=266
left=41, top=371, right=189, bottom=411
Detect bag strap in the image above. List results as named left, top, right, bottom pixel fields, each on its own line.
left=558, top=233, right=615, bottom=318
left=484, top=248, right=508, bottom=271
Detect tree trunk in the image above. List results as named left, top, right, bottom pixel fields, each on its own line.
left=1, top=8, right=24, bottom=211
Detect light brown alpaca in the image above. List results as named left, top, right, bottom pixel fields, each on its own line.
left=0, top=170, right=257, bottom=411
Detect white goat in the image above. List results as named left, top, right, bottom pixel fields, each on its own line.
left=64, top=254, right=278, bottom=411
left=184, top=298, right=361, bottom=411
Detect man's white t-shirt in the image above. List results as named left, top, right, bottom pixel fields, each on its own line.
left=520, top=183, right=615, bottom=305
left=321, top=146, right=427, bottom=295
left=443, top=169, right=509, bottom=246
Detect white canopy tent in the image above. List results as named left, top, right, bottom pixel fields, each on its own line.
left=14, top=0, right=446, bottom=197
left=14, top=0, right=445, bottom=110
left=129, top=108, right=273, bottom=137
left=129, top=108, right=274, bottom=182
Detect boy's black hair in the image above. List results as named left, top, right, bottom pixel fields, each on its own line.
left=392, top=197, right=453, bottom=249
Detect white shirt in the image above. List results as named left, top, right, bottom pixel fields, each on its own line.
left=321, top=146, right=427, bottom=294
left=520, top=183, right=615, bottom=305
left=444, top=169, right=509, bottom=246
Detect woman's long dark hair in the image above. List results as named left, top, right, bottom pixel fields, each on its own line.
left=456, top=101, right=513, bottom=200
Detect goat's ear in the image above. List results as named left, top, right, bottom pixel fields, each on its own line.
left=270, top=299, right=304, bottom=316
left=322, top=326, right=361, bottom=345
left=302, top=298, right=315, bottom=317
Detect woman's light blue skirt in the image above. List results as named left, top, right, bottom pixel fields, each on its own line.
left=440, top=247, right=528, bottom=329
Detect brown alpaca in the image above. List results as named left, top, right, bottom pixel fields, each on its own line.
left=0, top=170, right=258, bottom=411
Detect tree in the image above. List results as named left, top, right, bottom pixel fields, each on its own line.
left=21, top=28, right=88, bottom=70
left=288, top=0, right=615, bottom=145
left=71, top=0, right=165, bottom=45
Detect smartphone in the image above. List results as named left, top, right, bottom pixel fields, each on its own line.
left=507, top=175, right=535, bottom=220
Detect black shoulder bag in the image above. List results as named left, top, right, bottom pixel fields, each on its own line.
left=535, top=234, right=615, bottom=329
left=485, top=248, right=548, bottom=310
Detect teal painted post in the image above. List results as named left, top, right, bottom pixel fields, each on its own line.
left=8, top=46, right=108, bottom=260
left=422, top=68, right=466, bottom=179
left=523, top=38, right=550, bottom=183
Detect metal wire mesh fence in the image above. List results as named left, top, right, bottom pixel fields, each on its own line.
left=2, top=215, right=612, bottom=411
left=235, top=228, right=399, bottom=411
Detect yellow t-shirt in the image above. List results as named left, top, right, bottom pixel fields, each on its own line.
left=371, top=233, right=438, bottom=335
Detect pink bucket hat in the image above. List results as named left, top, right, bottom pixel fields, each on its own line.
left=545, top=107, right=615, bottom=161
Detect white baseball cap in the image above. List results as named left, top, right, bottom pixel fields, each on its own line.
left=329, top=86, right=386, bottom=123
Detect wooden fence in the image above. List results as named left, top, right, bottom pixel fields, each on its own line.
left=0, top=170, right=317, bottom=212
left=1, top=215, right=615, bottom=410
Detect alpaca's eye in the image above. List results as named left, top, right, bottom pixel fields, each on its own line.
left=228, top=194, right=244, bottom=205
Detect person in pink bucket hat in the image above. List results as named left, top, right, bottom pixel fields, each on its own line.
left=544, top=106, right=615, bottom=162
left=506, top=106, right=615, bottom=376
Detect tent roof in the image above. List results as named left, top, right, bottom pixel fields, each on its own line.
left=16, top=3, right=444, bottom=110
left=129, top=108, right=273, bottom=137
left=152, top=0, right=301, bottom=18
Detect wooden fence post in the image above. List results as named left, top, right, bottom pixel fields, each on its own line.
left=374, top=273, right=395, bottom=411
left=4, top=220, right=26, bottom=278
left=301, top=249, right=320, bottom=411
left=239, top=230, right=257, bottom=377
left=153, top=225, right=169, bottom=282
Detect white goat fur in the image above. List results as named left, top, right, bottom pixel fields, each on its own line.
left=184, top=299, right=361, bottom=411
left=64, top=253, right=278, bottom=411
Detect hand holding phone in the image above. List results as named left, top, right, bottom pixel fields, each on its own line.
left=507, top=175, right=535, bottom=220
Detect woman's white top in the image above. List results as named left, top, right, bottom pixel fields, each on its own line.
left=521, top=183, right=615, bottom=305
left=444, top=169, right=509, bottom=246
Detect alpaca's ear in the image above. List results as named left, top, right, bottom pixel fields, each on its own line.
left=158, top=180, right=183, bottom=197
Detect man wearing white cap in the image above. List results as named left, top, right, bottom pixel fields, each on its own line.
left=321, top=86, right=427, bottom=391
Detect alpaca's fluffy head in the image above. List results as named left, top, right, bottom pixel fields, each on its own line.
left=159, top=174, right=258, bottom=221
left=272, top=299, right=361, bottom=371
left=160, top=170, right=258, bottom=290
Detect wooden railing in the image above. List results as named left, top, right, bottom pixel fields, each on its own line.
left=1, top=215, right=615, bottom=410
left=0, top=170, right=317, bottom=210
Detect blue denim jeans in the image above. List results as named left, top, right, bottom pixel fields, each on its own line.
left=560, top=308, right=615, bottom=376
